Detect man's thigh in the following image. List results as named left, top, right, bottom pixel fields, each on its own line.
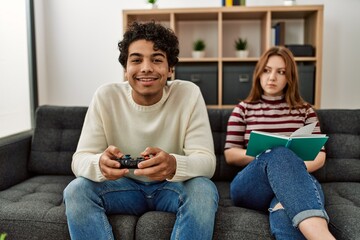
left=99, top=177, right=149, bottom=215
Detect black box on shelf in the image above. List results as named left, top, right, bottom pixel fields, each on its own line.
left=297, top=64, right=315, bottom=105
left=222, top=63, right=314, bottom=105
left=175, top=63, right=218, bottom=105
left=223, top=63, right=255, bottom=105
left=285, top=44, right=315, bottom=57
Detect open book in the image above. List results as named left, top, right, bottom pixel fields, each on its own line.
left=246, top=122, right=329, bottom=161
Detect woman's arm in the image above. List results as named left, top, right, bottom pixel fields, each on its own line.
left=304, top=107, right=326, bottom=173
left=304, top=151, right=326, bottom=173
left=224, top=148, right=255, bottom=167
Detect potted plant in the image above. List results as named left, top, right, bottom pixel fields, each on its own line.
left=234, top=37, right=249, bottom=58
left=192, top=39, right=206, bottom=58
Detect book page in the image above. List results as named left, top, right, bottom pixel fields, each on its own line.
left=291, top=122, right=317, bottom=137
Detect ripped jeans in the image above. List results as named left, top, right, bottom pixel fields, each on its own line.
left=230, top=146, right=329, bottom=240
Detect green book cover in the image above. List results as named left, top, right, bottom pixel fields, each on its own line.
left=246, top=122, right=329, bottom=161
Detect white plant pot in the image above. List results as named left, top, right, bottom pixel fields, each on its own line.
left=192, top=51, right=205, bottom=58
left=147, top=3, right=158, bottom=9
left=283, top=0, right=296, bottom=6
left=236, top=50, right=249, bottom=58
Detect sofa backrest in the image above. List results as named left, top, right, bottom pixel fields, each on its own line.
left=28, top=105, right=240, bottom=178
left=312, top=109, right=360, bottom=183
left=28, top=106, right=360, bottom=183
left=210, top=108, right=360, bottom=183
left=28, top=105, right=87, bottom=175
left=208, top=109, right=242, bottom=181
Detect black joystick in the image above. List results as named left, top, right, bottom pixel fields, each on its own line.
left=116, top=154, right=150, bottom=169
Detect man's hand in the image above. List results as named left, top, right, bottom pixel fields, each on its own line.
left=99, top=145, right=129, bottom=180
left=134, top=147, right=177, bottom=181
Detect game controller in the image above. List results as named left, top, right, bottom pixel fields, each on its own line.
left=117, top=154, right=151, bottom=169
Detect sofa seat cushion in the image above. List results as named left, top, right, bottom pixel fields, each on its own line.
left=214, top=206, right=274, bottom=240
left=133, top=181, right=273, bottom=240
left=133, top=206, right=274, bottom=240
left=214, top=181, right=360, bottom=240
left=0, top=175, right=73, bottom=239
left=0, top=175, right=140, bottom=240
left=108, top=214, right=139, bottom=240
left=214, top=181, right=274, bottom=239
left=323, top=182, right=360, bottom=240
left=135, top=211, right=175, bottom=240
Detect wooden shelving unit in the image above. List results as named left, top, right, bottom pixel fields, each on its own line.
left=123, top=5, right=323, bottom=108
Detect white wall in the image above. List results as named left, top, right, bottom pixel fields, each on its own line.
left=34, top=0, right=360, bottom=109
left=0, top=0, right=32, bottom=137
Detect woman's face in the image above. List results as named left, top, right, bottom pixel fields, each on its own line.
left=260, top=55, right=288, bottom=97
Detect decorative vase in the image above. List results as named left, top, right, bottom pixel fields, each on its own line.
left=192, top=51, right=205, bottom=58
left=236, top=50, right=249, bottom=58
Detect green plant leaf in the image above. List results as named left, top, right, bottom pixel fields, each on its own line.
left=193, top=39, right=206, bottom=51
left=0, top=233, right=7, bottom=240
left=234, top=37, right=247, bottom=50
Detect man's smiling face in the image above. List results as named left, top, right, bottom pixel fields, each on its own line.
left=125, top=39, right=172, bottom=106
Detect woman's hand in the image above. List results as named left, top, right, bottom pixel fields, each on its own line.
left=224, top=148, right=255, bottom=167
left=304, top=151, right=326, bottom=173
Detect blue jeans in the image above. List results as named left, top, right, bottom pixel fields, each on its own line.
left=63, top=176, right=218, bottom=240
left=230, top=147, right=329, bottom=240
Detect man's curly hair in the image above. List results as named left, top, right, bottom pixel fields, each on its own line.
left=118, top=21, right=179, bottom=69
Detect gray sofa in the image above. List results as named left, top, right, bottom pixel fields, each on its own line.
left=0, top=105, right=359, bottom=240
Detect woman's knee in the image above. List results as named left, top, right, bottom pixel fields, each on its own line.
left=267, top=146, right=297, bottom=158
left=261, top=146, right=304, bottom=168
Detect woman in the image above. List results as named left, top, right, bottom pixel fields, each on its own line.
left=224, top=46, right=335, bottom=239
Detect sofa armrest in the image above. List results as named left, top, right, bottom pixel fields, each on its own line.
left=0, top=131, right=32, bottom=190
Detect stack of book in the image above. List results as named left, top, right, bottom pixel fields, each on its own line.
left=222, top=0, right=246, bottom=6
left=271, top=22, right=285, bottom=46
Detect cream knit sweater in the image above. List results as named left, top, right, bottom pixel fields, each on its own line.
left=72, top=80, right=216, bottom=182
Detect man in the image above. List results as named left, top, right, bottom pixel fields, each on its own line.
left=63, top=21, right=218, bottom=240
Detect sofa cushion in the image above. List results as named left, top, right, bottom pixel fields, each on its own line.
left=322, top=182, right=360, bottom=240
left=209, top=108, right=360, bottom=183
left=108, top=214, right=138, bottom=240
left=1, top=106, right=359, bottom=240
left=314, top=110, right=360, bottom=182
left=0, top=175, right=73, bottom=239
left=133, top=206, right=274, bottom=240
left=135, top=211, right=175, bottom=240
left=208, top=109, right=242, bottom=182
left=0, top=132, right=31, bottom=190
left=0, top=175, right=139, bottom=240
left=214, top=206, right=274, bottom=240
left=28, top=106, right=87, bottom=175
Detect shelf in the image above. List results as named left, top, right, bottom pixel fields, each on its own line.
left=123, top=5, right=323, bottom=108
left=179, top=57, right=219, bottom=62
left=222, top=57, right=259, bottom=62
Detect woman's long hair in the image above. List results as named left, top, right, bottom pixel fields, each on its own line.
left=245, top=46, right=306, bottom=109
